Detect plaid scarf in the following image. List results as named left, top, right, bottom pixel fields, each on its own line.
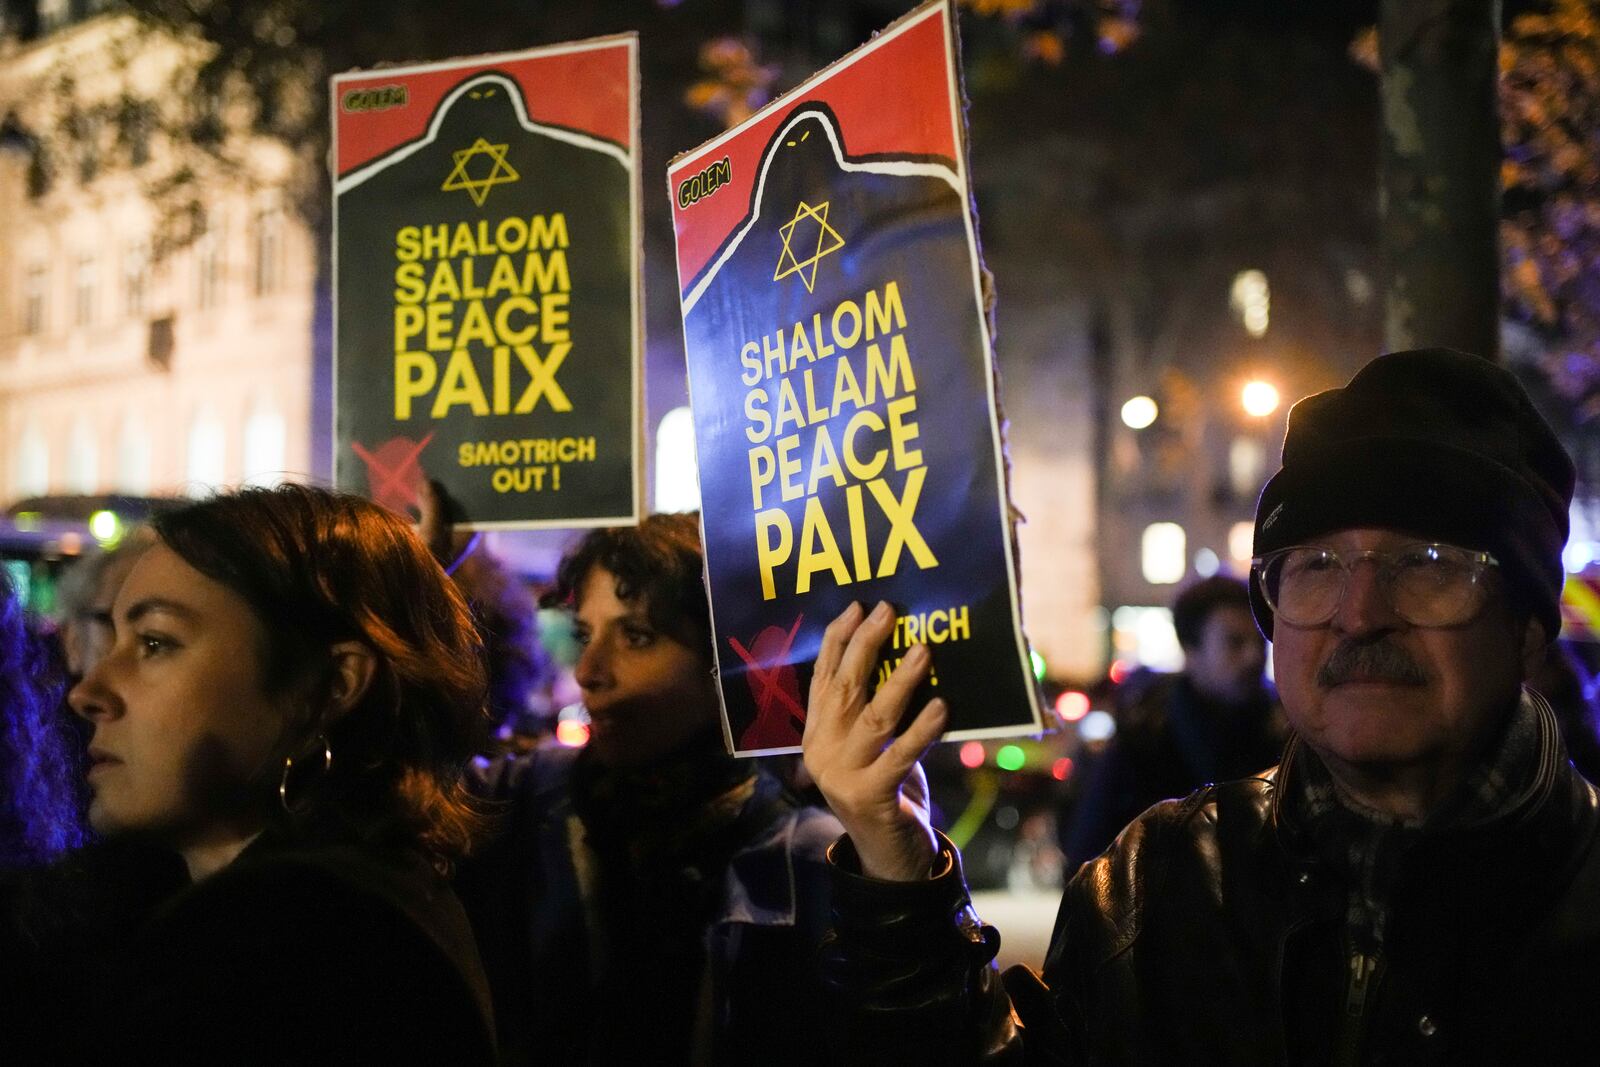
left=1290, top=690, right=1550, bottom=955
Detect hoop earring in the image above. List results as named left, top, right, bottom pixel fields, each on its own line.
left=279, top=734, right=333, bottom=815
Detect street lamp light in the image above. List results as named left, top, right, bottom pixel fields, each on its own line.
left=1121, top=395, right=1158, bottom=429
left=1241, top=380, right=1280, bottom=418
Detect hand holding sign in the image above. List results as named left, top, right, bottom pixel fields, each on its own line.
left=802, top=600, right=947, bottom=881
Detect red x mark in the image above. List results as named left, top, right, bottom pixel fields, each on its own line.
left=728, top=615, right=806, bottom=748
left=351, top=433, right=435, bottom=514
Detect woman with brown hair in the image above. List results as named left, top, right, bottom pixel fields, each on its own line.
left=64, top=484, right=495, bottom=1063
left=460, top=512, right=841, bottom=1066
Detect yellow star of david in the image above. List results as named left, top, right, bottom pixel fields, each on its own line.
left=774, top=200, right=845, bottom=293
left=441, top=137, right=520, bottom=206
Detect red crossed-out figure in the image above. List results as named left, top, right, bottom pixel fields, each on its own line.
left=351, top=433, right=435, bottom=515
left=727, top=614, right=806, bottom=750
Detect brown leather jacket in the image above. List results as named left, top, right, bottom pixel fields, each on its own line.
left=822, top=706, right=1600, bottom=1066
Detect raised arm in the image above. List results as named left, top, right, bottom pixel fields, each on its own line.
left=803, top=603, right=1061, bottom=1063
left=801, top=600, right=947, bottom=881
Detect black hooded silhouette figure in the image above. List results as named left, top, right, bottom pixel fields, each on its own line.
left=337, top=72, right=633, bottom=524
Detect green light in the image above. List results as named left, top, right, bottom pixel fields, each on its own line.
left=89, top=510, right=122, bottom=544
left=14, top=511, right=40, bottom=532
left=996, top=745, right=1026, bottom=772
left=1029, top=648, right=1046, bottom=681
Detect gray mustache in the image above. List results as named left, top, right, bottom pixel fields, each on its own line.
left=1316, top=639, right=1428, bottom=687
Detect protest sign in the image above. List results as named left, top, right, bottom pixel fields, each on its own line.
left=669, top=1, right=1043, bottom=755
left=332, top=37, right=641, bottom=528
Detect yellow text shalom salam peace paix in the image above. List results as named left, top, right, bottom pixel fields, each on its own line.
left=740, top=281, right=937, bottom=600
left=391, top=214, right=574, bottom=420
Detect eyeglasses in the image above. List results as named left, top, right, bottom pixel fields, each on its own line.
left=1251, top=543, right=1499, bottom=628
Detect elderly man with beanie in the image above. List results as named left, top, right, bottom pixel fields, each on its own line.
left=802, top=349, right=1600, bottom=1065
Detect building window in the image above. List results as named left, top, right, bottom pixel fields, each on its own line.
left=22, top=263, right=48, bottom=336
left=1141, top=522, right=1186, bottom=585
left=185, top=409, right=226, bottom=493
left=116, top=414, right=152, bottom=494
left=242, top=404, right=286, bottom=486
left=253, top=208, right=282, bottom=297
left=1228, top=436, right=1266, bottom=500
left=67, top=417, right=98, bottom=493
left=1228, top=521, right=1256, bottom=569
left=119, top=99, right=152, bottom=168
left=1230, top=269, right=1270, bottom=338
left=653, top=406, right=699, bottom=512
left=123, top=242, right=148, bottom=318
left=72, top=112, right=100, bottom=184
left=73, top=254, right=96, bottom=328
left=13, top=423, right=49, bottom=498
left=37, top=0, right=69, bottom=33
left=196, top=217, right=224, bottom=311
left=1109, top=605, right=1183, bottom=672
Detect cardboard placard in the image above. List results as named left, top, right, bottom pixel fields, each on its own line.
left=332, top=37, right=642, bottom=528
left=668, top=1, right=1042, bottom=755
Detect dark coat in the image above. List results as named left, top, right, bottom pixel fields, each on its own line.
left=458, top=742, right=841, bottom=1067
left=109, top=835, right=496, bottom=1065
left=822, top=701, right=1600, bottom=1066
left=1, top=839, right=185, bottom=1063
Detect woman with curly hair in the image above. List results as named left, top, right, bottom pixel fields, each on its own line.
left=63, top=485, right=495, bottom=1063
left=461, top=513, right=840, bottom=1066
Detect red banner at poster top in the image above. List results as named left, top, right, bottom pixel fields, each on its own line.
left=333, top=37, right=634, bottom=177
left=668, top=8, right=961, bottom=291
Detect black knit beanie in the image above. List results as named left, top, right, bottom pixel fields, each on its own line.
left=1251, top=348, right=1574, bottom=640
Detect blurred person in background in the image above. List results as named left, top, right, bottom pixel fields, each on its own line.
left=1, top=563, right=122, bottom=1062
left=55, top=526, right=158, bottom=680
left=418, top=478, right=551, bottom=745
left=1526, top=640, right=1600, bottom=783
left=1063, top=575, right=1284, bottom=864
left=458, top=513, right=840, bottom=1066
left=41, top=486, right=495, bottom=1063
left=0, top=564, right=82, bottom=1059
left=0, top=564, right=86, bottom=870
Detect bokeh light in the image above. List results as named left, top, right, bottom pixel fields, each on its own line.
left=1241, top=380, right=1280, bottom=418
left=1120, top=395, right=1158, bottom=430
left=1055, top=690, right=1090, bottom=722
left=1079, top=710, right=1117, bottom=742
left=555, top=720, right=591, bottom=747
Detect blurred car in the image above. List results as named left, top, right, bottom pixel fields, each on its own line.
left=1, top=494, right=176, bottom=616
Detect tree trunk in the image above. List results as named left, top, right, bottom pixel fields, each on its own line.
left=1379, top=0, right=1502, bottom=360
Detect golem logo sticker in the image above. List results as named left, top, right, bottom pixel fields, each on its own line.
left=678, top=156, right=732, bottom=209
left=342, top=85, right=408, bottom=113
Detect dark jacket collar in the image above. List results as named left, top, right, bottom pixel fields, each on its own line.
left=1271, top=689, right=1574, bottom=870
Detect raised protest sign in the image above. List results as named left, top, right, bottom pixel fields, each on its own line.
left=668, top=1, right=1043, bottom=755
left=332, top=37, right=641, bottom=528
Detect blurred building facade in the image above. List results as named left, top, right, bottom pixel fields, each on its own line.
left=0, top=5, right=316, bottom=505
left=0, top=0, right=1393, bottom=685
left=1093, top=255, right=1379, bottom=671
